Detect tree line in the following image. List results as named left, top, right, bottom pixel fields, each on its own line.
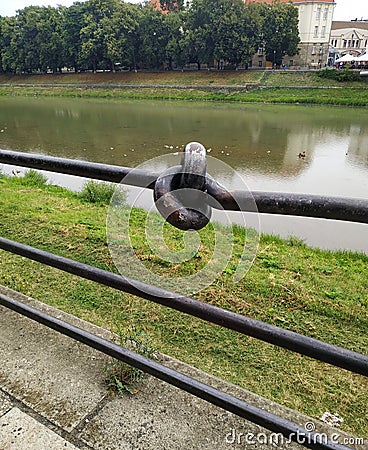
left=0, top=0, right=299, bottom=74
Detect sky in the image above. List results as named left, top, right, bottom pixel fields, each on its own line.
left=0, top=0, right=366, bottom=21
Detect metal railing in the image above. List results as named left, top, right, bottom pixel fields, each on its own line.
left=0, top=148, right=367, bottom=450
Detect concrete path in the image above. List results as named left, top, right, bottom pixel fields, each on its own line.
left=0, top=286, right=365, bottom=450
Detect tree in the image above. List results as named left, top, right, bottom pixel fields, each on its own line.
left=12, top=7, right=42, bottom=73
left=181, top=0, right=215, bottom=70
left=0, top=16, right=18, bottom=73
left=138, top=7, right=171, bottom=70
left=79, top=1, right=108, bottom=72
left=37, top=6, right=64, bottom=73
left=248, top=0, right=299, bottom=67
left=164, top=11, right=186, bottom=69
left=78, top=0, right=140, bottom=72
left=1, top=6, right=64, bottom=74
left=62, top=2, right=88, bottom=72
left=182, top=0, right=259, bottom=70
left=100, top=2, right=140, bottom=71
left=213, top=0, right=259, bottom=68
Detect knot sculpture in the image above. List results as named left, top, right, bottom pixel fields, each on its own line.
left=154, top=142, right=212, bottom=231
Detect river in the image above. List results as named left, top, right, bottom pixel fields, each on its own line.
left=0, top=96, right=367, bottom=253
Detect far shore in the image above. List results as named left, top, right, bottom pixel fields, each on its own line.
left=0, top=70, right=367, bottom=106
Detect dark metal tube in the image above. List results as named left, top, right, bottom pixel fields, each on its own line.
left=0, top=237, right=367, bottom=377
left=1, top=149, right=367, bottom=223
left=0, top=149, right=157, bottom=187
left=225, top=190, right=368, bottom=224
left=0, top=292, right=354, bottom=450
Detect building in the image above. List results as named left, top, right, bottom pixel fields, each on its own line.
left=330, top=21, right=368, bottom=63
left=152, top=0, right=350, bottom=68
left=245, top=0, right=336, bottom=68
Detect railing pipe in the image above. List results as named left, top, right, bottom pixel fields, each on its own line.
left=0, top=292, right=354, bottom=450
left=0, top=237, right=367, bottom=377
left=0, top=149, right=157, bottom=187
left=1, top=149, right=367, bottom=223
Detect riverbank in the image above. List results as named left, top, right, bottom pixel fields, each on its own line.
left=0, top=172, right=367, bottom=437
left=0, top=70, right=367, bottom=106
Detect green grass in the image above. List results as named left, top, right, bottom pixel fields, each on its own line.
left=238, top=87, right=368, bottom=106
left=0, top=70, right=264, bottom=86
left=262, top=70, right=368, bottom=88
left=1, top=85, right=367, bottom=106
left=0, top=172, right=367, bottom=437
left=0, top=70, right=367, bottom=106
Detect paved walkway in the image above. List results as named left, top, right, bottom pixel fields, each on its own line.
left=0, top=286, right=365, bottom=450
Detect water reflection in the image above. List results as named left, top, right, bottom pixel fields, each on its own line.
left=1, top=97, right=368, bottom=252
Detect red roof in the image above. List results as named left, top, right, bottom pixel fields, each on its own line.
left=149, top=0, right=169, bottom=14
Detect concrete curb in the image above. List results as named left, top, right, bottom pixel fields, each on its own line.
left=0, top=285, right=365, bottom=449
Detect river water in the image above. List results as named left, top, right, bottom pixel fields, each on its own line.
left=0, top=96, right=367, bottom=253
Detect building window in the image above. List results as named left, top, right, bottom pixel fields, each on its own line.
left=312, top=45, right=316, bottom=55
left=316, top=7, right=321, bottom=20
left=289, top=60, right=293, bottom=66
left=319, top=44, right=323, bottom=54
left=343, top=40, right=347, bottom=48
left=314, top=26, right=319, bottom=38
left=258, top=46, right=264, bottom=56
left=348, top=40, right=351, bottom=47
left=357, top=40, right=361, bottom=48
left=323, top=7, right=328, bottom=20
left=321, top=26, right=326, bottom=38
left=258, top=61, right=263, bottom=67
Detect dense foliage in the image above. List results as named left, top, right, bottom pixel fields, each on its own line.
left=317, top=68, right=362, bottom=82
left=0, top=0, right=299, bottom=73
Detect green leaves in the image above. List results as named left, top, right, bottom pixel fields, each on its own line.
left=250, top=1, right=300, bottom=67
left=0, top=0, right=300, bottom=73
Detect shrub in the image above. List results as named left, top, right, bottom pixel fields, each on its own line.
left=79, top=180, right=117, bottom=205
left=317, top=68, right=361, bottom=82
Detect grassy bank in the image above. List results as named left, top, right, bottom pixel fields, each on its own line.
left=0, top=172, right=367, bottom=437
left=0, top=70, right=367, bottom=106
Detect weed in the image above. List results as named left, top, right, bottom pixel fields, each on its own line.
left=22, top=169, right=48, bottom=187
left=79, top=180, right=117, bottom=205
left=104, top=326, right=155, bottom=396
left=287, top=236, right=306, bottom=247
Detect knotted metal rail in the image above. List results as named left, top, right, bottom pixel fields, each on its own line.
left=1, top=148, right=368, bottom=225
left=0, top=146, right=367, bottom=450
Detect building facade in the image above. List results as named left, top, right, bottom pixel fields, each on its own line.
left=246, top=0, right=336, bottom=68
left=330, top=21, right=368, bottom=62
